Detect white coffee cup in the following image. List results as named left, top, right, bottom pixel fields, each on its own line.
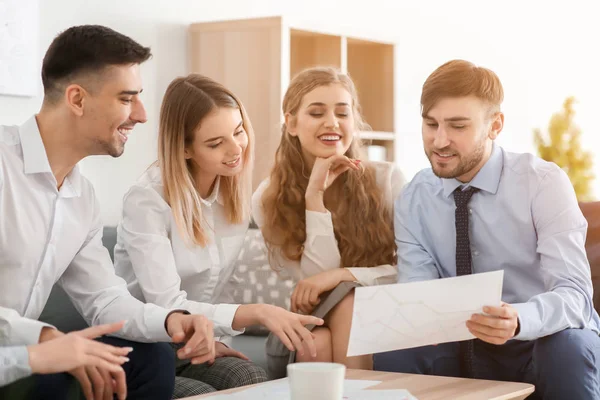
left=287, top=362, right=346, bottom=400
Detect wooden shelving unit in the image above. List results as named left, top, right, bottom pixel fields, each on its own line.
left=189, top=17, right=397, bottom=188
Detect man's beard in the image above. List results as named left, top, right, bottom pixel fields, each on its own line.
left=428, top=140, right=485, bottom=179
left=91, top=137, right=125, bottom=158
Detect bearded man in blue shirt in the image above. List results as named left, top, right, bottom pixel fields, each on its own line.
left=374, top=59, right=600, bottom=400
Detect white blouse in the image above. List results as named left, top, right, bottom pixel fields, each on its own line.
left=252, top=161, right=406, bottom=286
left=114, top=165, right=246, bottom=338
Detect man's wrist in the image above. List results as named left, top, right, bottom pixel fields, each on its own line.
left=164, top=309, right=190, bottom=334
left=38, top=326, right=63, bottom=343
left=27, top=343, right=42, bottom=373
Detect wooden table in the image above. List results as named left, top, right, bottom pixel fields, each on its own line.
left=183, top=369, right=535, bottom=399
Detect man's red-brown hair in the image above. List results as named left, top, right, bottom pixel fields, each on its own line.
left=421, top=59, right=504, bottom=117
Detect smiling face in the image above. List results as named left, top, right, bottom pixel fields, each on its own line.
left=286, top=83, right=356, bottom=165
left=422, top=95, right=504, bottom=182
left=184, top=106, right=249, bottom=187
left=78, top=64, right=148, bottom=157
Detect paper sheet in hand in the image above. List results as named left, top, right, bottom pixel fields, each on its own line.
left=347, top=270, right=504, bottom=356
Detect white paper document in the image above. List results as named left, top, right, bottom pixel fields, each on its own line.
left=347, top=270, right=504, bottom=356
left=208, top=379, right=381, bottom=399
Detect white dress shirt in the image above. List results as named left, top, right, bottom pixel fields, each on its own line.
left=0, top=346, right=31, bottom=386
left=0, top=117, right=174, bottom=357
left=114, top=165, right=244, bottom=339
left=252, top=161, right=406, bottom=285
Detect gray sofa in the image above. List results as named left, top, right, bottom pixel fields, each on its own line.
left=39, top=227, right=292, bottom=373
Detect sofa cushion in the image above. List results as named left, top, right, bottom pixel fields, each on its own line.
left=231, top=229, right=294, bottom=307
left=228, top=229, right=294, bottom=334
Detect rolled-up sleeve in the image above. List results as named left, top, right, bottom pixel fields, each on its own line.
left=346, top=264, right=397, bottom=286
left=300, top=210, right=342, bottom=276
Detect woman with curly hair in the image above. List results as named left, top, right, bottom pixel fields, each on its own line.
left=252, top=67, right=406, bottom=378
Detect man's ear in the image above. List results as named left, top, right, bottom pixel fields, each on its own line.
left=285, top=113, right=297, bottom=137
left=65, top=84, right=87, bottom=117
left=488, top=112, right=504, bottom=140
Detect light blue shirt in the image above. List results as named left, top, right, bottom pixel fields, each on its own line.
left=395, top=144, right=600, bottom=340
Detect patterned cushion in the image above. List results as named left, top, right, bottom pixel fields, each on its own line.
left=230, top=229, right=294, bottom=335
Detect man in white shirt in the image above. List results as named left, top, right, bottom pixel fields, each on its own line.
left=0, top=25, right=220, bottom=400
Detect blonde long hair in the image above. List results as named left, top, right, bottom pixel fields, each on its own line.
left=158, top=74, right=254, bottom=246
left=259, top=67, right=396, bottom=268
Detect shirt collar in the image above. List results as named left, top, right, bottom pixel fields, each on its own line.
left=200, top=176, right=221, bottom=206
left=442, top=142, right=503, bottom=198
left=19, top=115, right=82, bottom=197
left=19, top=116, right=52, bottom=175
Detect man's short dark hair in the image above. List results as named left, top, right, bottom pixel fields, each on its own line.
left=41, top=25, right=152, bottom=102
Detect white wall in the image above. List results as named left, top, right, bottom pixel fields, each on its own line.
left=1, top=0, right=598, bottom=225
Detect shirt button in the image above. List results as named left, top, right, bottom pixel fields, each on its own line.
left=469, top=209, right=473, bottom=215
left=473, top=250, right=479, bottom=256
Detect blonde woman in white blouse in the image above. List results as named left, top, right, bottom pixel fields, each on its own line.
left=114, top=74, right=323, bottom=396
left=253, top=67, right=405, bottom=378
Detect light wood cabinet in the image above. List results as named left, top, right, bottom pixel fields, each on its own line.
left=189, top=16, right=396, bottom=189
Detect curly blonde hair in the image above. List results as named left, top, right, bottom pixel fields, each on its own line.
left=259, top=67, right=396, bottom=269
